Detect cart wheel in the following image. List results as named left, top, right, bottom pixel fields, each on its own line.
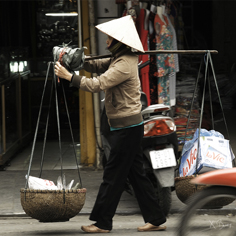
left=178, top=186, right=236, bottom=236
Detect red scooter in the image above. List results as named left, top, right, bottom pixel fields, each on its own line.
left=178, top=168, right=236, bottom=236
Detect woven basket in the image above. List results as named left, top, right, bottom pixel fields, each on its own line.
left=20, top=188, right=86, bottom=222
left=175, top=176, right=234, bottom=208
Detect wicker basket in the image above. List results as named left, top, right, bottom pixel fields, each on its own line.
left=20, top=188, right=86, bottom=222
left=175, top=176, right=234, bottom=208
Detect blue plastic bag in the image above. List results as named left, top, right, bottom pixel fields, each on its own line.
left=179, top=129, right=234, bottom=177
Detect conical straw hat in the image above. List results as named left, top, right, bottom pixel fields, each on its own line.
left=95, top=15, right=144, bottom=53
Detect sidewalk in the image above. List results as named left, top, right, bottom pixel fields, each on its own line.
left=0, top=140, right=186, bottom=217
left=1, top=137, right=236, bottom=218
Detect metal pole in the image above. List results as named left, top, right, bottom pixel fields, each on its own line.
left=85, top=50, right=218, bottom=61
left=77, top=0, right=82, bottom=48
left=88, top=0, right=102, bottom=168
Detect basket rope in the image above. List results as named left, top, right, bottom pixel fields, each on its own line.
left=24, top=61, right=82, bottom=196
left=178, top=51, right=230, bottom=177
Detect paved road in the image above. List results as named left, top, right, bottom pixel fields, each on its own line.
left=1, top=213, right=236, bottom=236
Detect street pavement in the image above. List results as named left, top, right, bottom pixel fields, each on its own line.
left=1, top=110, right=236, bottom=235
left=1, top=212, right=236, bottom=235
left=1, top=141, right=236, bottom=236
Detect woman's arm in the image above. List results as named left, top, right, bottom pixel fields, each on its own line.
left=54, top=57, right=111, bottom=81
left=55, top=56, right=131, bottom=93
left=84, top=58, right=111, bottom=74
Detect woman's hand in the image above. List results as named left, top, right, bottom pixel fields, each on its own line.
left=54, top=62, right=73, bottom=81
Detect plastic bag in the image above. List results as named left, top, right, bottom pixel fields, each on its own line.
left=179, top=129, right=235, bottom=177
left=26, top=175, right=74, bottom=190
left=53, top=45, right=86, bottom=72
left=56, top=174, right=74, bottom=190
left=26, top=175, right=58, bottom=190
left=181, top=128, right=225, bottom=156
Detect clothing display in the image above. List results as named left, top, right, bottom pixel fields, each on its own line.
left=154, top=12, right=175, bottom=105
left=122, top=1, right=181, bottom=106
left=116, top=1, right=207, bottom=150
left=166, top=14, right=179, bottom=106
left=155, top=13, right=175, bottom=77
left=136, top=8, right=151, bottom=105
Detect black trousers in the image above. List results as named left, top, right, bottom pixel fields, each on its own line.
left=89, top=124, right=166, bottom=230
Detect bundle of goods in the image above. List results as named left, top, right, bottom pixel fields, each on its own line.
left=175, top=128, right=235, bottom=206
left=21, top=59, right=86, bottom=222
left=21, top=175, right=86, bottom=222
left=179, top=129, right=234, bottom=177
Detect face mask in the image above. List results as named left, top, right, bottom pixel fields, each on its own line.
left=108, top=39, right=123, bottom=53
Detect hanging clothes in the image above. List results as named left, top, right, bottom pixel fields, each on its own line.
left=117, top=0, right=182, bottom=107
left=166, top=13, right=179, bottom=107
left=154, top=14, right=175, bottom=77
left=148, top=5, right=159, bottom=105
left=136, top=8, right=151, bottom=105
left=166, top=14, right=179, bottom=72
left=123, top=0, right=140, bottom=22
left=154, top=12, right=175, bottom=105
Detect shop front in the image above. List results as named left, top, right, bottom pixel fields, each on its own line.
left=0, top=0, right=236, bottom=168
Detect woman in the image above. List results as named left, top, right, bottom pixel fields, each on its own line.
left=55, top=15, right=166, bottom=233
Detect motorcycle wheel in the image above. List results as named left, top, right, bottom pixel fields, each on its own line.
left=147, top=172, right=172, bottom=217
left=177, top=186, right=236, bottom=236
left=156, top=185, right=172, bottom=217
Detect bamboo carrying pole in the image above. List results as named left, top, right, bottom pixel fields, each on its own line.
left=85, top=50, right=218, bottom=60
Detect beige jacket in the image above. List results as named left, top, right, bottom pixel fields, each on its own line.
left=72, top=48, right=142, bottom=128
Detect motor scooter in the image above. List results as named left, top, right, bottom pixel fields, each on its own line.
left=140, top=91, right=179, bottom=216
left=101, top=74, right=179, bottom=216
left=178, top=168, right=236, bottom=236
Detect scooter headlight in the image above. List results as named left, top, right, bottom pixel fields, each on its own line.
left=144, top=118, right=176, bottom=137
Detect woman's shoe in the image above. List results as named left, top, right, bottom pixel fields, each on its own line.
left=137, top=223, right=166, bottom=232
left=81, top=224, right=110, bottom=233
